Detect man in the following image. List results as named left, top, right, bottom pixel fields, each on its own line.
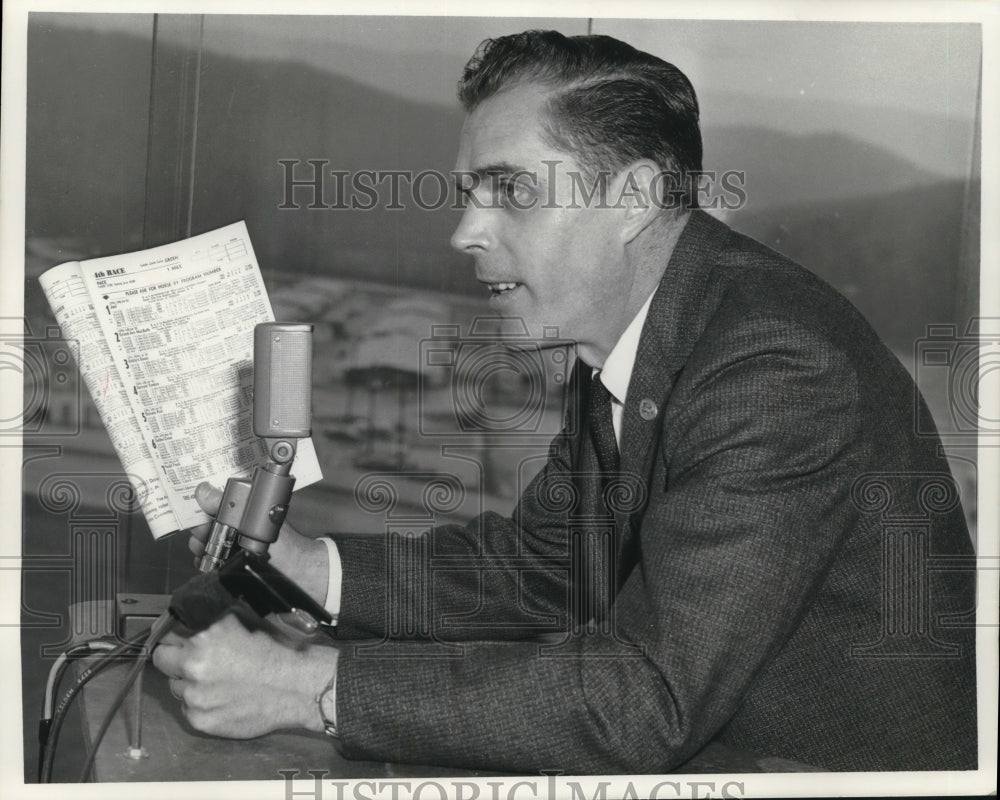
left=153, top=31, right=977, bottom=773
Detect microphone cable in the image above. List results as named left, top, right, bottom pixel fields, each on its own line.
left=37, top=639, right=118, bottom=781
left=38, top=622, right=159, bottom=783
left=78, top=611, right=175, bottom=782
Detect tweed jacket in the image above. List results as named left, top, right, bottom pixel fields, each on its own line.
left=329, top=210, right=977, bottom=773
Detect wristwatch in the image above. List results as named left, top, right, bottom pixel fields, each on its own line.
left=317, top=671, right=339, bottom=738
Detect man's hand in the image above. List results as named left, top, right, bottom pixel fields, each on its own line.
left=188, top=482, right=330, bottom=606
left=152, top=612, right=336, bottom=738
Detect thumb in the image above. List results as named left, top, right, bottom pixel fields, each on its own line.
left=195, top=482, right=224, bottom=516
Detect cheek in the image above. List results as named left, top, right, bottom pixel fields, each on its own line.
left=566, top=216, right=618, bottom=277
left=510, top=208, right=617, bottom=304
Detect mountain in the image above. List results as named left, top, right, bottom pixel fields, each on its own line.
left=701, top=126, right=950, bottom=209
left=702, top=89, right=977, bottom=182
left=25, top=22, right=152, bottom=255
left=24, top=24, right=976, bottom=349
left=730, top=179, right=974, bottom=349
left=188, top=43, right=472, bottom=293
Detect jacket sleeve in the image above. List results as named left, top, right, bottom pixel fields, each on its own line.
left=331, top=317, right=863, bottom=773
left=330, top=421, right=579, bottom=641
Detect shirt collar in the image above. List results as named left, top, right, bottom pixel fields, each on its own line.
left=594, top=289, right=657, bottom=405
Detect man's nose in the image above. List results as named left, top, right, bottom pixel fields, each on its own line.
left=450, top=203, right=493, bottom=254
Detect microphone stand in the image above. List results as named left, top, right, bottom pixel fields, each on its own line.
left=174, top=322, right=333, bottom=636
left=198, top=437, right=297, bottom=572
left=182, top=435, right=333, bottom=636
left=94, top=323, right=329, bottom=775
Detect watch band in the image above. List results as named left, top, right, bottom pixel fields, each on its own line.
left=317, top=670, right=339, bottom=738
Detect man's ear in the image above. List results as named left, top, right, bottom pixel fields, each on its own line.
left=610, top=160, right=664, bottom=244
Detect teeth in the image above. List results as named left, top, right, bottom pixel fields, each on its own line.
left=489, top=282, right=519, bottom=293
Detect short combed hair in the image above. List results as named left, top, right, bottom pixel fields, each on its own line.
left=458, top=30, right=703, bottom=209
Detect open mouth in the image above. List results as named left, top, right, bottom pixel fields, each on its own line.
left=486, top=281, right=522, bottom=296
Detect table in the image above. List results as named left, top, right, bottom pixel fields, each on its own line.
left=70, top=601, right=819, bottom=781
left=71, top=600, right=486, bottom=781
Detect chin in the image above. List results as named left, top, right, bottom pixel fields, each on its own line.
left=497, top=322, right=574, bottom=355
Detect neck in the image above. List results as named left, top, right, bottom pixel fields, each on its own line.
left=578, top=211, right=690, bottom=368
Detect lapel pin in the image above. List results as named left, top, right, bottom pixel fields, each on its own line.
left=638, top=398, right=658, bottom=421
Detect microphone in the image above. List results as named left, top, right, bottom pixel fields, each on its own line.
left=198, top=322, right=313, bottom=572
left=253, top=322, right=313, bottom=440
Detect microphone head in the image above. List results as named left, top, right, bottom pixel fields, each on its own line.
left=253, top=322, right=313, bottom=439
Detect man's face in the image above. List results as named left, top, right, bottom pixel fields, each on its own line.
left=450, top=83, right=637, bottom=366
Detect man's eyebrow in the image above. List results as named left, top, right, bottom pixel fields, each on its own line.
left=452, top=161, right=545, bottom=194
left=454, top=162, right=542, bottom=192
left=473, top=162, right=525, bottom=179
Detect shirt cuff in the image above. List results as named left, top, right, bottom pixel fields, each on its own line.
left=320, top=536, right=343, bottom=622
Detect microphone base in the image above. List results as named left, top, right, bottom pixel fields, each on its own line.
left=116, top=593, right=171, bottom=641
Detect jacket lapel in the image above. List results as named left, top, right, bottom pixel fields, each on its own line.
left=615, top=211, right=732, bottom=580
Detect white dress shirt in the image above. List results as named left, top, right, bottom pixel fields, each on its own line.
left=594, top=289, right=656, bottom=446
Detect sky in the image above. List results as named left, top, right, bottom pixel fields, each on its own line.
left=47, top=13, right=981, bottom=114
left=39, top=13, right=982, bottom=178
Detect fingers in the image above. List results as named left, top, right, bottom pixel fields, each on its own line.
left=195, top=482, right=223, bottom=515
left=188, top=523, right=211, bottom=557
left=187, top=482, right=223, bottom=558
left=158, top=629, right=186, bottom=647
left=151, top=636, right=185, bottom=678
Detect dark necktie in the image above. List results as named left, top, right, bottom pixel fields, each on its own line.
left=589, top=373, right=620, bottom=478
left=568, top=371, right=621, bottom=630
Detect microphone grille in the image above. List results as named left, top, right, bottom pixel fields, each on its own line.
left=253, top=323, right=312, bottom=438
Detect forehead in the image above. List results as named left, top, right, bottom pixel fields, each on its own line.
left=455, top=82, right=577, bottom=171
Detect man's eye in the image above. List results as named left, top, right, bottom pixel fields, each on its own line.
left=499, top=178, right=532, bottom=207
